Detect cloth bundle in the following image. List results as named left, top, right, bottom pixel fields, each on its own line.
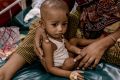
left=0, top=27, right=20, bottom=60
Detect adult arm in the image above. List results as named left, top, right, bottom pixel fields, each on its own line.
left=34, top=27, right=48, bottom=59
left=78, top=29, right=120, bottom=69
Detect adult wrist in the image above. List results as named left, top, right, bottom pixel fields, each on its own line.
left=109, top=35, right=117, bottom=43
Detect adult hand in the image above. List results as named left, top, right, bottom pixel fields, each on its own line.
left=34, top=27, right=48, bottom=60
left=77, top=40, right=107, bottom=70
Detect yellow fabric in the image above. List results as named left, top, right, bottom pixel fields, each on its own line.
left=16, top=18, right=40, bottom=64
left=104, top=21, right=120, bottom=33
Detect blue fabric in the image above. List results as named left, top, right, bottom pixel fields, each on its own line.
left=0, top=60, right=118, bottom=80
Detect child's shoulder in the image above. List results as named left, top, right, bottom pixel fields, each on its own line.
left=42, top=39, right=57, bottom=51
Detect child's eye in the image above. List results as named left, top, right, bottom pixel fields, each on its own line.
left=52, top=23, right=57, bottom=26
left=62, top=22, right=68, bottom=26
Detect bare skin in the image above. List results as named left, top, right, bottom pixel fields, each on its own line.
left=77, top=29, right=120, bottom=69
left=0, top=53, right=26, bottom=80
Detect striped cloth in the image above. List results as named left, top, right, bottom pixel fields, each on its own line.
left=16, top=18, right=40, bottom=64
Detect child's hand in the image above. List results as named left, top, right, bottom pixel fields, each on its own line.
left=69, top=70, right=84, bottom=80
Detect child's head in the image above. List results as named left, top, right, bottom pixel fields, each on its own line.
left=40, top=0, right=69, bottom=39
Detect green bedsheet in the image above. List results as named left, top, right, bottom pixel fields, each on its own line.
left=1, top=60, right=119, bottom=80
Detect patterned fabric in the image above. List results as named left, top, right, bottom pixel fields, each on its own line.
left=67, top=3, right=120, bottom=66
left=75, top=0, right=94, bottom=6
left=79, top=0, right=120, bottom=39
left=65, top=9, right=80, bottom=40
left=104, top=21, right=120, bottom=34
left=16, top=18, right=40, bottom=64
left=0, top=27, right=20, bottom=60
left=68, top=11, right=120, bottom=65
left=102, top=41, right=120, bottom=66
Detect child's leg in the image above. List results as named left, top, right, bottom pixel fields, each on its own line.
left=0, top=53, right=26, bottom=80
left=62, top=57, right=75, bottom=70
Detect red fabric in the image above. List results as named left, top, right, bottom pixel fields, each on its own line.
left=76, top=0, right=94, bottom=6
left=0, top=27, right=20, bottom=59
left=0, top=0, right=21, bottom=26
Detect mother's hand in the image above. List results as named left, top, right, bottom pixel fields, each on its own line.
left=78, top=40, right=106, bottom=70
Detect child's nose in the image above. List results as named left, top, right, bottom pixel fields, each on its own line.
left=57, top=25, right=63, bottom=32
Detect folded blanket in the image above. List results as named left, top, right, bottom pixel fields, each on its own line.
left=0, top=27, right=20, bottom=60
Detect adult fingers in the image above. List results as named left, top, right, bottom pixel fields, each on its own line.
left=34, top=45, right=43, bottom=59
left=83, top=57, right=94, bottom=69
left=74, top=54, right=83, bottom=61
left=74, top=51, right=86, bottom=63
left=79, top=55, right=89, bottom=68
left=37, top=48, right=44, bottom=59
left=37, top=47, right=43, bottom=56
left=92, top=58, right=100, bottom=68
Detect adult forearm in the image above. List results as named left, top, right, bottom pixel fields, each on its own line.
left=100, top=29, right=120, bottom=49
left=109, top=29, right=120, bottom=41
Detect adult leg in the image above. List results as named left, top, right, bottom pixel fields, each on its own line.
left=0, top=18, right=40, bottom=80
left=0, top=53, right=26, bottom=80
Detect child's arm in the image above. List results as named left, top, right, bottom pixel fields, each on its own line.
left=65, top=39, right=81, bottom=55
left=42, top=40, right=84, bottom=79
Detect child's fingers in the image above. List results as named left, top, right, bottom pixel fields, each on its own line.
left=76, top=72, right=84, bottom=80
left=76, top=70, right=84, bottom=74
left=77, top=76, right=84, bottom=80
left=77, top=74, right=84, bottom=79
left=77, top=75, right=84, bottom=80
left=70, top=71, right=84, bottom=80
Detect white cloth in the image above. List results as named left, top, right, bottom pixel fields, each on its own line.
left=24, top=7, right=40, bottom=23
left=32, top=0, right=45, bottom=8
left=48, top=37, right=69, bottom=67
left=24, top=0, right=45, bottom=23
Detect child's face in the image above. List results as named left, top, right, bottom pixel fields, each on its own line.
left=43, top=8, right=68, bottom=39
